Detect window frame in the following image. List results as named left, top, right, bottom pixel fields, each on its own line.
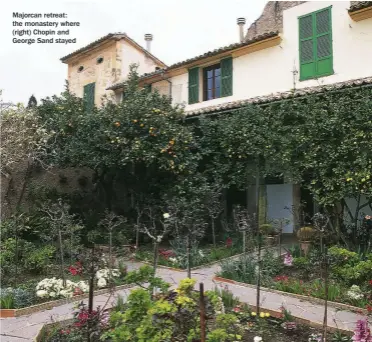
left=203, top=63, right=221, bottom=101
left=298, top=6, right=333, bottom=81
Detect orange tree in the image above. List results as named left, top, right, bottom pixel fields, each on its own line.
left=37, top=68, right=200, bottom=212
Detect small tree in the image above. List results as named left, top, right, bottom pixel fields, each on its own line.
left=233, top=205, right=257, bottom=255
left=313, top=212, right=330, bottom=341
left=41, top=199, right=81, bottom=285
left=140, top=204, right=170, bottom=275
left=98, top=211, right=126, bottom=283
left=204, top=181, right=223, bottom=247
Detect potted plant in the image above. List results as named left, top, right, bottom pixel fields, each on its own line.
left=296, top=226, right=316, bottom=256
left=260, top=223, right=279, bottom=246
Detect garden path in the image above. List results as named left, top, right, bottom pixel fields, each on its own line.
left=0, top=259, right=364, bottom=341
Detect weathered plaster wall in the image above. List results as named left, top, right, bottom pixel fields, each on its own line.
left=67, top=41, right=118, bottom=106
left=150, top=1, right=372, bottom=113
left=120, top=40, right=160, bottom=79
left=1, top=162, right=94, bottom=219
left=245, top=1, right=306, bottom=40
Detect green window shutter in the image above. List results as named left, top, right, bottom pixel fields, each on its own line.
left=299, top=7, right=333, bottom=80
left=145, top=83, right=152, bottom=92
left=315, top=8, right=333, bottom=76
left=221, top=57, right=233, bottom=97
left=83, top=82, right=95, bottom=112
left=188, top=67, right=199, bottom=104
left=299, top=15, right=315, bottom=80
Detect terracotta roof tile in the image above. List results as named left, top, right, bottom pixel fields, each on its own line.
left=186, top=76, right=372, bottom=117
left=349, top=1, right=372, bottom=12
left=60, top=32, right=166, bottom=67
left=107, top=31, right=279, bottom=91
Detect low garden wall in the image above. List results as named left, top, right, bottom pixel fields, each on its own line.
left=213, top=275, right=368, bottom=316
left=0, top=283, right=134, bottom=318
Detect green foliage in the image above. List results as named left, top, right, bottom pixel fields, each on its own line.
left=124, top=265, right=170, bottom=293
left=219, top=249, right=282, bottom=284
left=207, top=314, right=242, bottom=342
left=211, top=285, right=240, bottom=311
left=24, top=244, right=56, bottom=274
left=103, top=278, right=202, bottom=342
left=39, top=66, right=199, bottom=176
left=329, top=246, right=359, bottom=267
left=0, top=288, right=35, bottom=309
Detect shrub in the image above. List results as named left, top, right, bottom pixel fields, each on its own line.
left=24, top=245, right=56, bottom=274
left=328, top=246, right=359, bottom=267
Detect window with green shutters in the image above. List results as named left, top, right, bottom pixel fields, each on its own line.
left=221, top=57, right=233, bottom=97
left=299, top=7, right=333, bottom=80
left=83, top=82, right=95, bottom=112
left=188, top=57, right=233, bottom=104
left=188, top=67, right=199, bottom=104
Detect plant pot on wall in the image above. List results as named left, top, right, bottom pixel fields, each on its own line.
left=296, top=226, right=316, bottom=257
left=299, top=241, right=311, bottom=256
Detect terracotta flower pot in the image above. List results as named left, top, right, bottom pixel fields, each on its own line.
left=300, top=241, right=311, bottom=256
left=0, top=309, right=16, bottom=318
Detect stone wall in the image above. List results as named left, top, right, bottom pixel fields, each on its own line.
left=67, top=41, right=118, bottom=107
left=1, top=161, right=94, bottom=219
left=245, top=1, right=307, bottom=40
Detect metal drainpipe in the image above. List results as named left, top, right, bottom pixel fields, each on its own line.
left=161, top=71, right=172, bottom=99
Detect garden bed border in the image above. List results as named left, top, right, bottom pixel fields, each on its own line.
left=138, top=252, right=246, bottom=272
left=137, top=246, right=287, bottom=272
left=213, top=275, right=368, bottom=316
left=0, top=283, right=134, bottom=318
left=34, top=300, right=353, bottom=341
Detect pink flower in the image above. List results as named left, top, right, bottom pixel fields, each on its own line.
left=283, top=253, right=293, bottom=266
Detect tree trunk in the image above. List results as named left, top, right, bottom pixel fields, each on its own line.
left=187, top=234, right=191, bottom=278
left=109, top=230, right=113, bottom=283
left=58, top=228, right=66, bottom=286
left=153, top=241, right=159, bottom=275
left=199, top=282, right=206, bottom=342
left=211, top=218, right=216, bottom=247
left=256, top=233, right=262, bottom=316
left=135, top=216, right=140, bottom=249
left=322, top=246, right=328, bottom=342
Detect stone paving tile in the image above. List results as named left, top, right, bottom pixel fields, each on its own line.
left=0, top=259, right=364, bottom=341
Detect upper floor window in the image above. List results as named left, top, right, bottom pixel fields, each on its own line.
left=203, top=64, right=221, bottom=101
left=188, top=57, right=233, bottom=104
left=299, top=7, right=333, bottom=80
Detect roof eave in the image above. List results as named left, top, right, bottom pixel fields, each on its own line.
left=107, top=31, right=280, bottom=91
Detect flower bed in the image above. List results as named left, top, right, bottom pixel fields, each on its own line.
left=135, top=242, right=248, bottom=270
left=36, top=268, right=353, bottom=342
left=217, top=245, right=372, bottom=313
left=0, top=262, right=129, bottom=315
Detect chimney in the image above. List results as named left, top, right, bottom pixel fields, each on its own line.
left=237, top=17, right=246, bottom=43
left=144, top=33, right=153, bottom=52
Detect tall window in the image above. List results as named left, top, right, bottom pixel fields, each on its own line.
left=83, top=82, right=95, bottom=112
left=299, top=7, right=333, bottom=80
left=203, top=64, right=221, bottom=101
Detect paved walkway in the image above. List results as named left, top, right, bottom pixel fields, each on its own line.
left=0, top=259, right=364, bottom=341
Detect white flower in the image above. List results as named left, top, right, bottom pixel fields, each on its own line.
left=36, top=290, right=48, bottom=298
left=198, top=250, right=204, bottom=258
left=77, top=281, right=89, bottom=293
left=97, top=278, right=107, bottom=289
left=347, top=285, right=364, bottom=300
left=254, top=337, right=263, bottom=342
left=49, top=291, right=56, bottom=298
left=169, top=257, right=177, bottom=263
left=163, top=213, right=170, bottom=219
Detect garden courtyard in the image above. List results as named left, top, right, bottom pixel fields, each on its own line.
left=1, top=69, right=372, bottom=341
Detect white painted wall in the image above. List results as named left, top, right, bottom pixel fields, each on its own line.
left=344, top=196, right=372, bottom=224
left=151, top=1, right=372, bottom=111
left=121, top=40, right=159, bottom=80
